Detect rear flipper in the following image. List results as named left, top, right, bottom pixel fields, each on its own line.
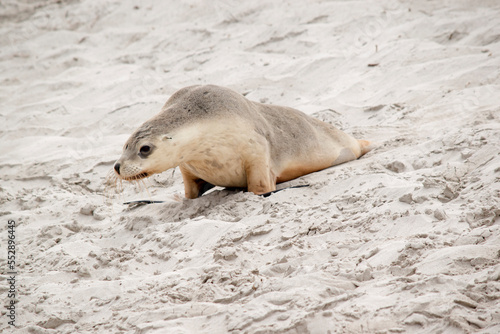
left=358, top=139, right=373, bottom=156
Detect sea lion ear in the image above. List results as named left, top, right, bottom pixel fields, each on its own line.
left=161, top=134, right=172, bottom=141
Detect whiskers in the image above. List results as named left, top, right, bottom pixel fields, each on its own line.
left=104, top=169, right=122, bottom=193
left=104, top=169, right=153, bottom=204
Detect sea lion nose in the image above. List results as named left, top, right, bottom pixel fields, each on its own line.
left=114, top=163, right=121, bottom=175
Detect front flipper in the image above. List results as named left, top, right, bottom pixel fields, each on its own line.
left=123, top=184, right=309, bottom=205
left=260, top=184, right=309, bottom=197
left=180, top=166, right=213, bottom=199
left=198, top=181, right=216, bottom=197
left=244, top=156, right=276, bottom=195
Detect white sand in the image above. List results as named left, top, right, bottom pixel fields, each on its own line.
left=1, top=0, right=500, bottom=333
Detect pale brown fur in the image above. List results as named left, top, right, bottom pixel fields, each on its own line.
left=113, top=85, right=371, bottom=199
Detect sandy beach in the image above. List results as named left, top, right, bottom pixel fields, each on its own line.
left=1, top=0, right=500, bottom=333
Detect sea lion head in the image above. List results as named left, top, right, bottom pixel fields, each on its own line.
left=113, top=117, right=178, bottom=181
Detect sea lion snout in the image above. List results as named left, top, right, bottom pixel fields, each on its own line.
left=114, top=162, right=121, bottom=175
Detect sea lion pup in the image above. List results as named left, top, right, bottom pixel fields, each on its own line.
left=113, top=85, right=371, bottom=199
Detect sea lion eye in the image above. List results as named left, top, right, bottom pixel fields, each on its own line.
left=139, top=145, right=152, bottom=158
